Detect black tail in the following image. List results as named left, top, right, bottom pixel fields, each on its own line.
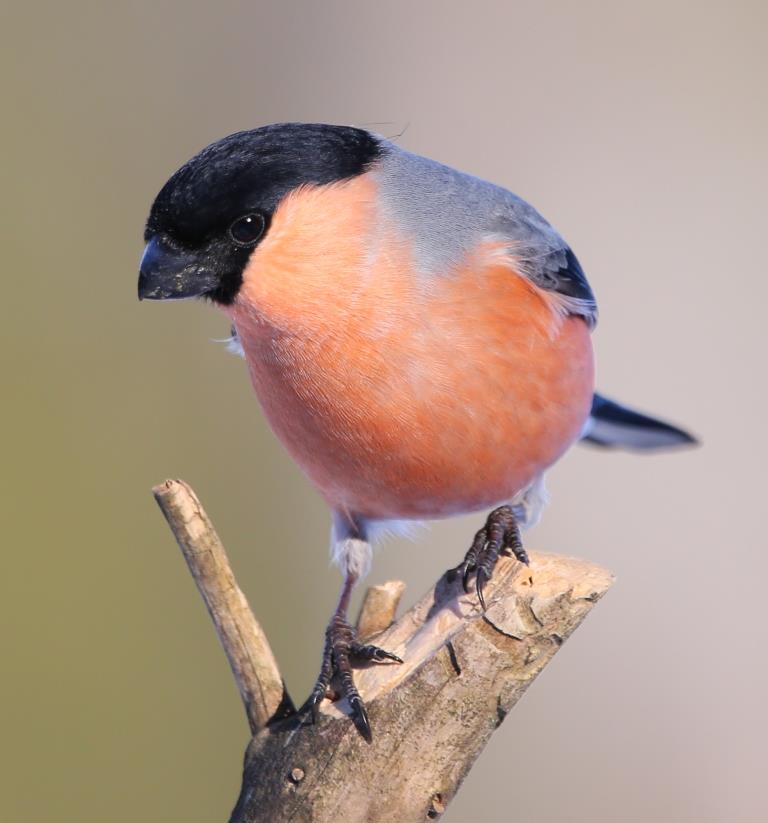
left=581, top=393, right=698, bottom=451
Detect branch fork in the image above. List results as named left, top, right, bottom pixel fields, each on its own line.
left=153, top=479, right=613, bottom=823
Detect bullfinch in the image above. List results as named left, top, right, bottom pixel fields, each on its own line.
left=138, top=123, right=695, bottom=740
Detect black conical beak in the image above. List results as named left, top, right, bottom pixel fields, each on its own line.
left=138, top=236, right=219, bottom=300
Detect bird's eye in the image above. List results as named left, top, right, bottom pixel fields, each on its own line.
left=228, top=213, right=266, bottom=246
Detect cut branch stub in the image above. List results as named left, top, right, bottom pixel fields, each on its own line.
left=356, top=579, right=407, bottom=640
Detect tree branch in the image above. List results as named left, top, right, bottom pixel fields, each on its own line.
left=152, top=479, right=293, bottom=733
left=152, top=479, right=614, bottom=822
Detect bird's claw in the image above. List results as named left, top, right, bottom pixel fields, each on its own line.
left=475, top=567, right=490, bottom=611
left=348, top=694, right=372, bottom=742
left=352, top=643, right=403, bottom=664
left=448, top=505, right=528, bottom=611
left=302, top=616, right=402, bottom=741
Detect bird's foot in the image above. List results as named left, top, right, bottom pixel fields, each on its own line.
left=303, top=614, right=402, bottom=742
left=448, top=505, right=529, bottom=610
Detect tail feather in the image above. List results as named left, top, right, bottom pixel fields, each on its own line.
left=581, top=393, right=698, bottom=451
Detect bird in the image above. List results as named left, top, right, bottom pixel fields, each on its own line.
left=138, top=122, right=695, bottom=740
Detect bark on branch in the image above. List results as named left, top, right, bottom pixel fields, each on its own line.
left=152, top=479, right=614, bottom=823
left=152, top=479, right=292, bottom=731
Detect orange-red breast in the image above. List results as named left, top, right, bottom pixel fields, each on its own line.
left=139, top=123, right=695, bottom=739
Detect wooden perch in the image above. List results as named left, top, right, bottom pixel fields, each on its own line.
left=153, top=479, right=614, bottom=823
left=153, top=479, right=292, bottom=731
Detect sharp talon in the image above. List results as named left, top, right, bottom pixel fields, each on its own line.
left=307, top=691, right=324, bottom=725
left=352, top=643, right=403, bottom=664
left=462, top=565, right=473, bottom=593
left=476, top=571, right=487, bottom=611
left=373, top=649, right=403, bottom=664
left=350, top=696, right=372, bottom=743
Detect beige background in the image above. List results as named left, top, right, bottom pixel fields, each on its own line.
left=2, top=1, right=765, bottom=821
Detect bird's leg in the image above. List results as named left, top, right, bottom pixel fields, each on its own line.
left=304, top=517, right=402, bottom=742
left=448, top=505, right=529, bottom=610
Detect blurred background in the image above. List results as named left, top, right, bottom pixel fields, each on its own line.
left=2, top=1, right=765, bottom=821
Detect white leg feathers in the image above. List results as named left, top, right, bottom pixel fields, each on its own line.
left=331, top=537, right=372, bottom=580
left=510, top=474, right=549, bottom=530
left=331, top=512, right=373, bottom=580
